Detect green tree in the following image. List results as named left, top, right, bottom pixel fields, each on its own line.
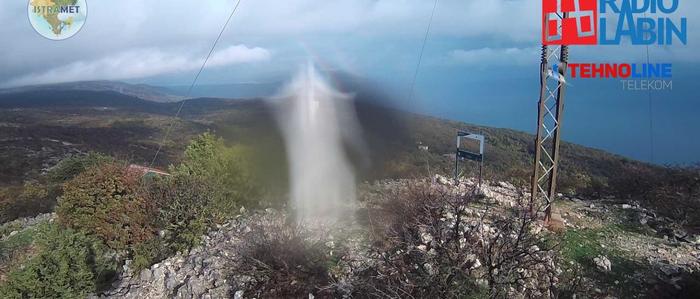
left=171, top=132, right=258, bottom=219
left=47, top=152, right=113, bottom=184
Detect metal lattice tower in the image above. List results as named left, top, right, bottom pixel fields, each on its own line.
left=531, top=40, right=569, bottom=222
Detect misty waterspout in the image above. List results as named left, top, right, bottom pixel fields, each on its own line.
left=270, top=63, right=365, bottom=224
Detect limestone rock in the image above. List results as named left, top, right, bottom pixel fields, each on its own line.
left=593, top=255, right=611, bottom=272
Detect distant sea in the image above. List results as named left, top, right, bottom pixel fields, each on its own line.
left=159, top=63, right=700, bottom=166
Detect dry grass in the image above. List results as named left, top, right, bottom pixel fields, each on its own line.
left=230, top=215, right=337, bottom=298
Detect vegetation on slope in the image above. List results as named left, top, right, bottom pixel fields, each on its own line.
left=0, top=133, right=258, bottom=298
left=0, top=87, right=698, bottom=297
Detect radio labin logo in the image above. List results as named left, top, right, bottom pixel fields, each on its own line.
left=543, top=0, right=598, bottom=45
left=542, top=0, right=687, bottom=91
left=542, top=0, right=687, bottom=46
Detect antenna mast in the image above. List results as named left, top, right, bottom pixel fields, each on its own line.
left=531, top=12, right=570, bottom=222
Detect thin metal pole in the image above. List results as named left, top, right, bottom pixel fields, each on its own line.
left=478, top=160, right=483, bottom=188
left=455, top=136, right=459, bottom=183
left=479, top=128, right=483, bottom=188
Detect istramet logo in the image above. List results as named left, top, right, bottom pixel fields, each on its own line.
left=543, top=0, right=598, bottom=45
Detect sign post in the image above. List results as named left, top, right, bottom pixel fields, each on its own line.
left=455, top=131, right=485, bottom=187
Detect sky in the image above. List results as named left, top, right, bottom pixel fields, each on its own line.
left=0, top=0, right=698, bottom=165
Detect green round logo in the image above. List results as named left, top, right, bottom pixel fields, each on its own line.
left=28, top=0, right=87, bottom=40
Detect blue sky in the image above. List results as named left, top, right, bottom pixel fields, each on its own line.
left=0, top=0, right=698, bottom=164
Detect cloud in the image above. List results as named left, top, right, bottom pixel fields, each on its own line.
left=0, top=1, right=542, bottom=79
left=449, top=47, right=540, bottom=67
left=0, top=0, right=697, bottom=86
left=230, top=0, right=541, bottom=41
left=2, top=45, right=270, bottom=87
left=206, top=45, right=271, bottom=67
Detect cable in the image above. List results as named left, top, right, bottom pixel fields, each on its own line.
left=408, top=0, right=438, bottom=180
left=646, top=45, right=654, bottom=163
left=408, top=0, right=438, bottom=104
left=149, top=0, right=243, bottom=167
left=643, top=12, right=655, bottom=163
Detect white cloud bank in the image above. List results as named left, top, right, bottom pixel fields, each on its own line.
left=0, top=0, right=697, bottom=86
left=2, top=45, right=270, bottom=87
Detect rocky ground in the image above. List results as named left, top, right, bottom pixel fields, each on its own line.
left=0, top=212, right=55, bottom=240
left=558, top=198, right=700, bottom=269
left=553, top=196, right=700, bottom=297
left=3, top=176, right=699, bottom=298
left=91, top=208, right=269, bottom=299
left=93, top=176, right=546, bottom=298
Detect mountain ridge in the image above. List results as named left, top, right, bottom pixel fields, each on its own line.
left=0, top=83, right=664, bottom=198
left=0, top=81, right=186, bottom=103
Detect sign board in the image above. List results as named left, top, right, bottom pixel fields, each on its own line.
left=456, top=131, right=484, bottom=162
left=455, top=131, right=485, bottom=186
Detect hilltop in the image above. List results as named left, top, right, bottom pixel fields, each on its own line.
left=1, top=81, right=696, bottom=225
left=0, top=81, right=185, bottom=103
left=2, top=177, right=698, bottom=298
left=0, top=81, right=698, bottom=298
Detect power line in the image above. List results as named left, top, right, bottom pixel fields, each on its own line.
left=149, top=0, right=243, bottom=167
left=408, top=0, right=438, bottom=104
left=409, top=0, right=438, bottom=180
left=646, top=43, right=654, bottom=163
left=643, top=12, right=655, bottom=163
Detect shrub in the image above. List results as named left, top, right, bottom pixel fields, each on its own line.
left=171, top=133, right=258, bottom=220
left=584, top=176, right=609, bottom=199
left=46, top=152, right=113, bottom=184
left=357, top=182, right=486, bottom=298
left=130, top=175, right=218, bottom=271
left=646, top=167, right=700, bottom=227
left=230, top=215, right=334, bottom=298
left=0, top=225, right=117, bottom=298
left=0, top=152, right=113, bottom=223
left=0, top=223, right=44, bottom=282
left=131, top=237, right=170, bottom=272
left=56, top=163, right=155, bottom=251
left=481, top=208, right=558, bottom=298
left=358, top=181, right=557, bottom=298
left=144, top=175, right=215, bottom=253
left=0, top=182, right=54, bottom=223
left=558, top=171, right=592, bottom=196
left=605, top=165, right=700, bottom=226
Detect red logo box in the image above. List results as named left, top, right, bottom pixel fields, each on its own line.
left=543, top=0, right=598, bottom=45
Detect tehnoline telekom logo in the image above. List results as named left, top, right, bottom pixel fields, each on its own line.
left=28, top=0, right=88, bottom=41
left=543, top=0, right=688, bottom=91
